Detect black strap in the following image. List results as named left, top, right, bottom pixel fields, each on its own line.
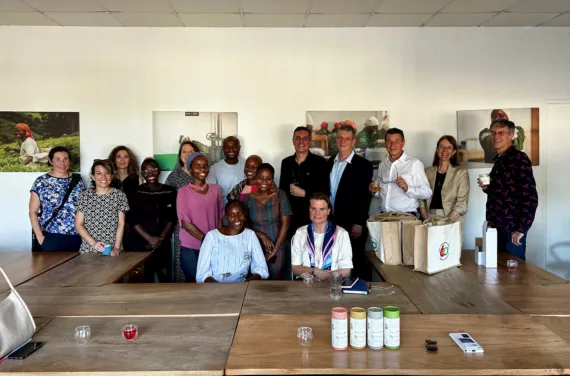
left=42, top=174, right=81, bottom=230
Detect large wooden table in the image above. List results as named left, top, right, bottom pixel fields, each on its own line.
left=366, top=252, right=520, bottom=314
left=22, top=252, right=151, bottom=287
left=226, top=314, right=570, bottom=375
left=0, top=252, right=78, bottom=293
left=14, top=283, right=247, bottom=317
left=241, top=281, right=420, bottom=315
left=0, top=316, right=238, bottom=375
left=486, top=284, right=570, bottom=315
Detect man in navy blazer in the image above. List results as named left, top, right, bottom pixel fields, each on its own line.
left=328, top=123, right=373, bottom=279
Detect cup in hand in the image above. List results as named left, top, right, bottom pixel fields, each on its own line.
left=370, top=180, right=381, bottom=193
left=479, top=174, right=491, bottom=185
left=102, top=244, right=112, bottom=256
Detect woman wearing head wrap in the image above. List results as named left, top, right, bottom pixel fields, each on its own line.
left=4, top=123, right=49, bottom=167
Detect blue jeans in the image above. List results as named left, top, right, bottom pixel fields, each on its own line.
left=497, top=229, right=527, bottom=260
left=180, top=246, right=200, bottom=282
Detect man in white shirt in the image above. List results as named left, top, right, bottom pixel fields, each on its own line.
left=206, top=136, right=245, bottom=206
left=370, top=128, right=432, bottom=214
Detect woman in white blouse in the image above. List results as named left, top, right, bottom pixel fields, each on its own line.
left=291, top=192, right=353, bottom=280
left=196, top=200, right=269, bottom=283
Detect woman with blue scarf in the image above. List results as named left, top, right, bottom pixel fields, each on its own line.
left=291, top=192, right=353, bottom=280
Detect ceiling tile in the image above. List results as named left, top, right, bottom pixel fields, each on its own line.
left=426, top=12, right=496, bottom=26
left=21, top=0, right=104, bottom=12
left=367, top=13, right=432, bottom=26
left=306, top=13, right=369, bottom=26
left=45, top=11, right=122, bottom=26
left=242, top=0, right=309, bottom=14
left=482, top=12, right=559, bottom=26
left=170, top=0, right=239, bottom=13
left=375, top=0, right=450, bottom=14
left=112, top=12, right=183, bottom=26
left=0, top=0, right=34, bottom=11
left=506, top=0, right=570, bottom=13
left=97, top=0, right=174, bottom=13
left=441, top=0, right=518, bottom=13
left=244, top=13, right=305, bottom=26
left=179, top=13, right=242, bottom=26
left=0, top=11, right=57, bottom=24
left=310, top=0, right=379, bottom=14
left=540, top=12, right=570, bottom=25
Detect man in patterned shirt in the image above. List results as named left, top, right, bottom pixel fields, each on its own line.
left=478, top=119, right=538, bottom=260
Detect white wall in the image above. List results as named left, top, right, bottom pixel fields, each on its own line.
left=1, top=27, right=569, bottom=276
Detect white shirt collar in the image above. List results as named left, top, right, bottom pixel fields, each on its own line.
left=385, top=151, right=407, bottom=164
left=335, top=150, right=355, bottom=164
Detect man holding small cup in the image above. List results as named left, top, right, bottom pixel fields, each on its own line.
left=477, top=119, right=538, bottom=260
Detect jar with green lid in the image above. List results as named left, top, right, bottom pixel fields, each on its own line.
left=383, top=306, right=400, bottom=349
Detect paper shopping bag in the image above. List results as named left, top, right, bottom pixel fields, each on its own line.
left=367, top=212, right=420, bottom=265
left=413, top=219, right=462, bottom=275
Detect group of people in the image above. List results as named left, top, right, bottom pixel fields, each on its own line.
left=28, top=117, right=538, bottom=284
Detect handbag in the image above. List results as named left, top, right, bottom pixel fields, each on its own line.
left=0, top=266, right=36, bottom=358
left=32, top=173, right=81, bottom=252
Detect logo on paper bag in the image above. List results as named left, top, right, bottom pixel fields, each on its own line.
left=439, top=242, right=449, bottom=260
left=371, top=238, right=378, bottom=251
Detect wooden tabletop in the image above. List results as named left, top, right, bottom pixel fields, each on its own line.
left=0, top=316, right=238, bottom=375
left=22, top=252, right=151, bottom=287
left=241, top=281, right=420, bottom=315
left=0, top=252, right=78, bottom=292
left=14, top=283, right=247, bottom=317
left=226, top=313, right=570, bottom=375
left=461, top=250, right=568, bottom=285
left=486, top=284, right=570, bottom=315
left=533, top=316, right=570, bottom=344
left=366, top=252, right=520, bottom=314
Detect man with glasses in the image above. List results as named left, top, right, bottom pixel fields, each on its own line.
left=370, top=128, right=432, bottom=215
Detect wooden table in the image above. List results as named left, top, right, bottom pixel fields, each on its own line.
left=486, top=284, right=570, bottom=315
left=533, top=316, right=570, bottom=344
left=14, top=283, right=247, bottom=317
left=461, top=250, right=568, bottom=285
left=366, top=252, right=520, bottom=314
left=22, top=252, right=151, bottom=287
left=0, top=252, right=78, bottom=292
left=226, top=314, right=570, bottom=375
left=241, top=281, right=420, bottom=315
left=0, top=316, right=238, bottom=375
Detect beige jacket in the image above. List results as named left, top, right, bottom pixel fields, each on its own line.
left=419, top=165, right=470, bottom=217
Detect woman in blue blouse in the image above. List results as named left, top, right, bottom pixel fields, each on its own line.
left=196, top=200, right=269, bottom=283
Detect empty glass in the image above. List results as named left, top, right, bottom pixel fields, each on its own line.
left=75, top=325, right=91, bottom=345
left=507, top=259, right=518, bottom=271
left=300, top=273, right=314, bottom=287
left=330, top=271, right=342, bottom=300
left=122, top=324, right=138, bottom=343
left=297, top=327, right=313, bottom=346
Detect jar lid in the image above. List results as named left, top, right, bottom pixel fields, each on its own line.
left=332, top=307, right=347, bottom=319
left=367, top=307, right=384, bottom=319
left=384, top=306, right=400, bottom=318
left=350, top=307, right=366, bottom=319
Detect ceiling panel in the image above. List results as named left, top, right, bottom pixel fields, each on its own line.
left=368, top=13, right=432, bottom=26
left=0, top=0, right=34, bottom=11
left=245, top=13, right=305, bottom=26
left=540, top=12, right=570, bottom=25
left=170, top=0, right=239, bottom=14
left=426, top=12, right=496, bottom=26
left=0, top=11, right=57, bottom=24
left=242, top=0, right=309, bottom=14
left=483, top=12, right=559, bottom=26
left=22, top=0, right=104, bottom=12
left=375, top=0, right=450, bottom=14
left=111, top=12, right=183, bottom=26
left=306, top=13, right=369, bottom=26
left=310, top=0, right=379, bottom=14
left=97, top=0, right=174, bottom=13
left=46, top=11, right=122, bottom=26
left=179, top=13, right=242, bottom=26
left=506, top=0, right=570, bottom=13
left=441, top=0, right=518, bottom=13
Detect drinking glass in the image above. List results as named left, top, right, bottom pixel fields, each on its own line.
left=75, top=325, right=91, bottom=345
left=507, top=259, right=518, bottom=272
left=330, top=272, right=342, bottom=300
left=301, top=273, right=314, bottom=287
left=122, top=324, right=138, bottom=343
left=297, top=327, right=313, bottom=346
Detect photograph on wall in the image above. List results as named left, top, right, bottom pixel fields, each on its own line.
left=153, top=111, right=238, bottom=171
left=305, top=110, right=390, bottom=165
left=457, top=108, right=539, bottom=168
left=0, top=111, right=80, bottom=172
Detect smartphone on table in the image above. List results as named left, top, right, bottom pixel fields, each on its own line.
left=449, top=333, right=484, bottom=353
left=7, top=341, right=44, bottom=360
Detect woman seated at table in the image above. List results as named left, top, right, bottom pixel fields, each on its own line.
left=291, top=192, right=352, bottom=280
left=196, top=200, right=269, bottom=283
left=242, top=163, right=292, bottom=280
left=75, top=159, right=130, bottom=256
left=108, top=145, right=141, bottom=194
left=419, top=135, right=470, bottom=223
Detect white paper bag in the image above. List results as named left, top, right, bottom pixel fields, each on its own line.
left=367, top=212, right=419, bottom=265
left=413, top=221, right=462, bottom=275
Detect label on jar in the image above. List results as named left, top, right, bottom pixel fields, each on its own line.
left=350, top=317, right=366, bottom=349
left=384, top=317, right=400, bottom=349
left=332, top=318, right=348, bottom=350
left=367, top=317, right=383, bottom=349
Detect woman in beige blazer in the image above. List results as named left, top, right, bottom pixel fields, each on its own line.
left=419, top=135, right=469, bottom=222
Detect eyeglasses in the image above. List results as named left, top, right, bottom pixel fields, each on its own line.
left=379, top=164, right=399, bottom=184
left=142, top=168, right=159, bottom=174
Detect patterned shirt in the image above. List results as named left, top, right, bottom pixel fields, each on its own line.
left=485, top=146, right=538, bottom=234
left=227, top=179, right=259, bottom=202
left=30, top=173, right=86, bottom=235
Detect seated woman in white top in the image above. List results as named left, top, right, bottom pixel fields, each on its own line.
left=196, top=200, right=269, bottom=283
left=291, top=192, right=353, bottom=280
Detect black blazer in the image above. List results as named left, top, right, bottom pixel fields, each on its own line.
left=327, top=153, right=373, bottom=231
